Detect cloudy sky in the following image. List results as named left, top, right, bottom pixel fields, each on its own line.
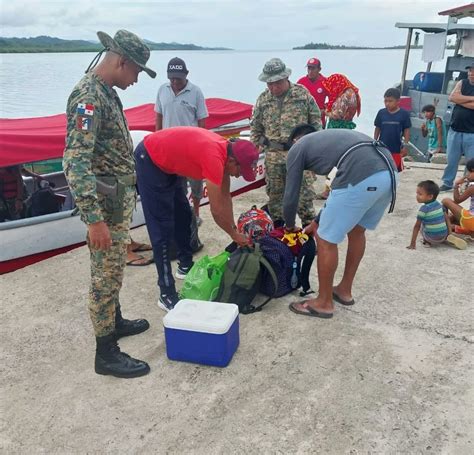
left=0, top=0, right=470, bottom=50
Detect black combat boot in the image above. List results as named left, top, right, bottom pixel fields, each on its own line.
left=115, top=304, right=150, bottom=339
left=95, top=334, right=150, bottom=378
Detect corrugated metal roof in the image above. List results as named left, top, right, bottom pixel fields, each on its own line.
left=438, top=3, right=474, bottom=18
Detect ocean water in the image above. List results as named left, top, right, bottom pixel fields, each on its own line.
left=0, top=48, right=449, bottom=134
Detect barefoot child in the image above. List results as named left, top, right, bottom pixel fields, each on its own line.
left=407, top=180, right=467, bottom=250
left=421, top=104, right=447, bottom=161
left=442, top=158, right=474, bottom=235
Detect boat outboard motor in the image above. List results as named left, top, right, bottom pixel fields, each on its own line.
left=28, top=180, right=62, bottom=217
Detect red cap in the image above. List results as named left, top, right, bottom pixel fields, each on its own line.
left=307, top=57, right=321, bottom=67
left=231, top=140, right=259, bottom=182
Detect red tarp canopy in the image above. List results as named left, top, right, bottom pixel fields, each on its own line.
left=0, top=98, right=253, bottom=167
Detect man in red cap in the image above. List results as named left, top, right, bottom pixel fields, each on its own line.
left=134, top=127, right=259, bottom=310
left=297, top=58, right=329, bottom=128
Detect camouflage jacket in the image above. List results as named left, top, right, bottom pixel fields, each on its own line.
left=63, top=72, right=135, bottom=225
left=250, top=83, right=321, bottom=146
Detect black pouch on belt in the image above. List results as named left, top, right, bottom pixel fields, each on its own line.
left=96, top=176, right=129, bottom=224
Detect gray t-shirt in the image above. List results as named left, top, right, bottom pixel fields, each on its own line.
left=155, top=80, right=208, bottom=128
left=283, top=129, right=396, bottom=226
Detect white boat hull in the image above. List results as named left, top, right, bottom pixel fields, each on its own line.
left=0, top=203, right=146, bottom=263
left=0, top=132, right=265, bottom=272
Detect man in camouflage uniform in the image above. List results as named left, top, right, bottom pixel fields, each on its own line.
left=63, top=30, right=156, bottom=378
left=250, top=58, right=321, bottom=226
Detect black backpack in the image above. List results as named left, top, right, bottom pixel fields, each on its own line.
left=216, top=244, right=278, bottom=314
left=258, top=235, right=316, bottom=298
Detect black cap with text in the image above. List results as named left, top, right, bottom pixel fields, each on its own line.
left=167, top=57, right=188, bottom=79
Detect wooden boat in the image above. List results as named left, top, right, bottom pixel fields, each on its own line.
left=0, top=98, right=265, bottom=274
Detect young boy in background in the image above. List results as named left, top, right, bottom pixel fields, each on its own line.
left=421, top=104, right=447, bottom=161
left=374, top=88, right=411, bottom=171
left=407, top=180, right=467, bottom=250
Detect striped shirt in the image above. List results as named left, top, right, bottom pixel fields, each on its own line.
left=417, top=200, right=448, bottom=241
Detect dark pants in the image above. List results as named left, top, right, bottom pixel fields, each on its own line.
left=134, top=142, right=193, bottom=296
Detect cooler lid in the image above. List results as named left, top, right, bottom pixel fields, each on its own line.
left=163, top=299, right=239, bottom=335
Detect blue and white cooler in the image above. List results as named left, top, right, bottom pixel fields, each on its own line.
left=163, top=299, right=239, bottom=367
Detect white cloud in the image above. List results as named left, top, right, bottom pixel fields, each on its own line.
left=0, top=8, right=38, bottom=28
left=0, top=0, right=469, bottom=49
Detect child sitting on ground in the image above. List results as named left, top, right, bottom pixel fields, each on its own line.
left=442, top=158, right=474, bottom=236
left=407, top=180, right=467, bottom=250
left=421, top=104, right=447, bottom=161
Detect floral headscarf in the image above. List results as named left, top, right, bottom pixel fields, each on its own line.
left=322, top=74, right=361, bottom=117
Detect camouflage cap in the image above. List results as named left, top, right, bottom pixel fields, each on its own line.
left=97, top=29, right=156, bottom=78
left=258, top=58, right=292, bottom=83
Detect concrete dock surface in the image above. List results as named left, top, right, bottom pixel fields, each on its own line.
left=1, top=164, right=473, bottom=454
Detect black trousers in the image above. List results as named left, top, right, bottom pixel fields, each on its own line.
left=134, top=142, right=193, bottom=296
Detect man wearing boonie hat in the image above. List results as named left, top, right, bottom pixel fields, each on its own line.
left=63, top=30, right=156, bottom=379
left=439, top=62, right=474, bottom=192
left=297, top=57, right=329, bottom=128
left=155, top=57, right=208, bottom=227
left=134, top=128, right=259, bottom=311
left=250, top=58, right=321, bottom=227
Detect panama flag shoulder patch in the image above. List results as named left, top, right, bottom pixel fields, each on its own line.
left=77, top=103, right=95, bottom=116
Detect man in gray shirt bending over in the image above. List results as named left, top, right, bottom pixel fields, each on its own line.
left=283, top=129, right=398, bottom=319
left=155, top=57, right=208, bottom=224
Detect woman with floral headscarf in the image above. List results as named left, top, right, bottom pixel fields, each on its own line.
left=322, top=74, right=361, bottom=129
left=316, top=74, right=362, bottom=199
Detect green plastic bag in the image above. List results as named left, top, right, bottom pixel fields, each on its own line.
left=180, top=251, right=230, bottom=301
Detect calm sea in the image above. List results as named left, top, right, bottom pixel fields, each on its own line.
left=0, top=49, right=448, bottom=134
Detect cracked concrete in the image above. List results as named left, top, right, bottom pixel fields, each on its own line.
left=1, top=165, right=473, bottom=454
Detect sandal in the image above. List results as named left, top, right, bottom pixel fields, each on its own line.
left=289, top=301, right=333, bottom=319
left=332, top=291, right=355, bottom=306
left=131, top=242, right=153, bottom=253
left=126, top=255, right=154, bottom=266
left=446, top=234, right=467, bottom=250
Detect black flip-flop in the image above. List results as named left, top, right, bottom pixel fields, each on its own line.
left=289, top=301, right=333, bottom=319
left=332, top=292, right=355, bottom=306
left=126, top=256, right=154, bottom=267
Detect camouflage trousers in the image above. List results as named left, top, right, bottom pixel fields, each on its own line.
left=87, top=191, right=134, bottom=337
left=265, top=149, right=316, bottom=225
left=88, top=238, right=127, bottom=337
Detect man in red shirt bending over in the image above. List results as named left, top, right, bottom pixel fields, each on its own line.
left=134, top=127, right=259, bottom=310
left=297, top=58, right=329, bottom=128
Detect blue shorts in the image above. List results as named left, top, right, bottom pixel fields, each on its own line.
left=318, top=170, right=397, bottom=244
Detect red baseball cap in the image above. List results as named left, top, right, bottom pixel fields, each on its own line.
left=307, top=57, right=321, bottom=67
left=231, top=140, right=259, bottom=182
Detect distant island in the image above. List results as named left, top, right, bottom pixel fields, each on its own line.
left=0, top=36, right=231, bottom=53
left=294, top=42, right=416, bottom=50
left=293, top=42, right=455, bottom=50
